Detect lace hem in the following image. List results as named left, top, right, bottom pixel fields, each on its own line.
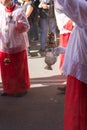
left=62, top=62, right=87, bottom=84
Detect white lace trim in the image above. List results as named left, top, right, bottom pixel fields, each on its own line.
left=62, top=62, right=87, bottom=84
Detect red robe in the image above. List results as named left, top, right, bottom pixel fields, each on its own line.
left=0, top=50, right=30, bottom=94
left=64, top=75, right=87, bottom=130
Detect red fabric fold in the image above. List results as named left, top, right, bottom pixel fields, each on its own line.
left=0, top=50, right=30, bottom=94
left=64, top=75, right=87, bottom=130
left=63, top=20, right=73, bottom=31
left=5, top=4, right=16, bottom=12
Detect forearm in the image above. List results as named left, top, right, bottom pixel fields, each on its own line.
left=53, top=46, right=66, bottom=56
left=38, top=2, right=50, bottom=9
left=26, top=5, right=33, bottom=18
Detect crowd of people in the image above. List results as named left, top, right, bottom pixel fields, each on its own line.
left=14, top=0, right=57, bottom=53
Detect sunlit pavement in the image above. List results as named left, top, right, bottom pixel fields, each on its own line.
left=0, top=39, right=66, bottom=130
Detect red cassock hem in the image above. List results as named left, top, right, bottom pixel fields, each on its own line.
left=64, top=75, right=87, bottom=130
left=0, top=50, right=30, bottom=94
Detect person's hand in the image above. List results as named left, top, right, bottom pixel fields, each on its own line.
left=42, top=3, right=49, bottom=9
left=52, top=46, right=66, bottom=56
left=15, top=22, right=26, bottom=33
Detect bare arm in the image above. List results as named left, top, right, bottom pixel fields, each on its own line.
left=26, top=4, right=33, bottom=18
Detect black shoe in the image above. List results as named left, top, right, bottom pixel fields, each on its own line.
left=9, top=91, right=28, bottom=97
left=39, top=49, right=45, bottom=52
left=32, top=38, right=38, bottom=42
left=27, top=49, right=31, bottom=56
left=1, top=93, right=9, bottom=96
left=57, top=86, right=66, bottom=92
left=15, top=92, right=27, bottom=97
left=28, top=51, right=31, bottom=56
left=1, top=91, right=27, bottom=97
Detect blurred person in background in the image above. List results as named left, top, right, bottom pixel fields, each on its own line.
left=38, top=0, right=57, bottom=53
left=19, top=0, right=39, bottom=55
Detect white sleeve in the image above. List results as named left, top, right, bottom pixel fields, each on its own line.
left=53, top=46, right=66, bottom=56
left=15, top=8, right=30, bottom=32
left=55, top=0, right=87, bottom=28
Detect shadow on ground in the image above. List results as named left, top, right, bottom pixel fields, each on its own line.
left=31, top=74, right=66, bottom=84
left=0, top=37, right=65, bottom=130
left=0, top=75, right=65, bottom=130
